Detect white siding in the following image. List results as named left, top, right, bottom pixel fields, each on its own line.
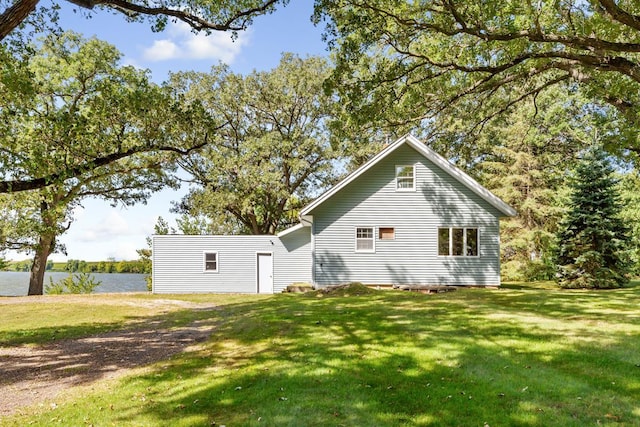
left=152, top=226, right=311, bottom=294
left=310, top=144, right=503, bottom=287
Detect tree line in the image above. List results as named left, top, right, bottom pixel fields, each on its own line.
left=8, top=259, right=149, bottom=274
left=1, top=0, right=639, bottom=293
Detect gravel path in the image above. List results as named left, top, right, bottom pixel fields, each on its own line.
left=0, top=300, right=218, bottom=417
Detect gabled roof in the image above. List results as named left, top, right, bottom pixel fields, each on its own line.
left=300, top=134, right=517, bottom=217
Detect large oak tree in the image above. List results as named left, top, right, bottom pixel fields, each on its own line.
left=0, top=32, right=214, bottom=196
left=0, top=0, right=287, bottom=195
left=314, top=0, right=640, bottom=156
left=171, top=54, right=348, bottom=235
left=0, top=32, right=210, bottom=294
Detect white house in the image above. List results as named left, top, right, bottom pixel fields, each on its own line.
left=152, top=134, right=516, bottom=293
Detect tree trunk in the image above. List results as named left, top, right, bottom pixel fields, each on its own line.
left=27, top=234, right=54, bottom=295
left=0, top=0, right=40, bottom=41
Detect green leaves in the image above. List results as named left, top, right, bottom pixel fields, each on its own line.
left=171, top=54, right=345, bottom=235
left=0, top=0, right=286, bottom=43
left=0, top=32, right=197, bottom=293
left=316, top=0, right=640, bottom=155
left=45, top=272, right=102, bottom=294
left=555, top=146, right=632, bottom=288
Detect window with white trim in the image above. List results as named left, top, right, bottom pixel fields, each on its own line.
left=438, top=228, right=479, bottom=257
left=355, top=227, right=375, bottom=252
left=203, top=251, right=218, bottom=272
left=395, top=165, right=415, bottom=191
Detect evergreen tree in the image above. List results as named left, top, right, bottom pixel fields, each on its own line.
left=471, top=88, right=585, bottom=281
left=618, top=170, right=640, bottom=275
left=555, top=147, right=631, bottom=289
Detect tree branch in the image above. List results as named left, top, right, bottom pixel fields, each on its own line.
left=94, top=0, right=279, bottom=31
left=1, top=0, right=282, bottom=41
left=597, top=0, right=640, bottom=32
left=0, top=0, right=40, bottom=39
left=0, top=136, right=209, bottom=193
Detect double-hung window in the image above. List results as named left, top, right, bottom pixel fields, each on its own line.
left=355, top=227, right=375, bottom=252
left=396, top=165, right=415, bottom=191
left=203, top=251, right=218, bottom=272
left=438, top=228, right=479, bottom=257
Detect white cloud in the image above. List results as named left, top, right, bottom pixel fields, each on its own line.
left=105, top=242, right=141, bottom=261
left=142, top=22, right=250, bottom=63
left=77, top=211, right=132, bottom=242
left=143, top=39, right=180, bottom=61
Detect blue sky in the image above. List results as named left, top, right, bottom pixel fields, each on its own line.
left=11, top=0, right=328, bottom=262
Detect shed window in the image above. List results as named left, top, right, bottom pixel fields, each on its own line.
left=356, top=227, right=375, bottom=252
left=203, top=251, right=218, bottom=272
left=438, top=228, right=479, bottom=257
left=396, top=165, right=415, bottom=191
left=379, top=227, right=395, bottom=240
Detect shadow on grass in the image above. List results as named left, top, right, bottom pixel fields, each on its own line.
left=0, top=299, right=219, bottom=348
left=91, top=286, right=640, bottom=427
left=0, top=306, right=220, bottom=402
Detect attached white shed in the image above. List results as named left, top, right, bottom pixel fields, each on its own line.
left=152, top=224, right=311, bottom=294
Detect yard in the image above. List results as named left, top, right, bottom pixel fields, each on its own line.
left=1, top=283, right=639, bottom=426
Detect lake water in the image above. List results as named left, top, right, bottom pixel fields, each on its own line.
left=0, top=272, right=148, bottom=296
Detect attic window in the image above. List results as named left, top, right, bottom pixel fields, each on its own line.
left=396, top=165, right=415, bottom=191
left=379, top=227, right=395, bottom=240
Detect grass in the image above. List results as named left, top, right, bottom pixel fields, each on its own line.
left=2, top=282, right=640, bottom=426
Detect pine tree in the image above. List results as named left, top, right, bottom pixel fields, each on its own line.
left=555, top=147, right=631, bottom=288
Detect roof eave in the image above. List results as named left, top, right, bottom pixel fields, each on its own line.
left=300, top=133, right=517, bottom=218
left=300, top=134, right=413, bottom=215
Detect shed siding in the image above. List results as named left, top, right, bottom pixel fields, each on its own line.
left=152, top=226, right=311, bottom=294
left=310, top=144, right=503, bottom=286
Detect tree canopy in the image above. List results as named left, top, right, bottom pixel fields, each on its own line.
left=0, top=0, right=285, bottom=41
left=471, top=87, right=589, bottom=281
left=171, top=54, right=346, bottom=235
left=0, top=32, right=215, bottom=194
left=0, top=32, right=181, bottom=294
left=314, top=0, right=640, bottom=157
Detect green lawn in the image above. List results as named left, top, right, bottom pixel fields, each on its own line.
left=2, top=282, right=639, bottom=426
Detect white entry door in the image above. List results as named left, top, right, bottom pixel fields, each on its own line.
left=257, top=252, right=273, bottom=294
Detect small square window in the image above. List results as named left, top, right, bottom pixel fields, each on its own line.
left=396, top=165, right=415, bottom=191
left=356, top=227, right=374, bottom=252
left=204, top=252, right=218, bottom=272
left=379, top=227, right=395, bottom=240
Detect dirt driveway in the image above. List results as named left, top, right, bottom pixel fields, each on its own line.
left=0, top=297, right=219, bottom=417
